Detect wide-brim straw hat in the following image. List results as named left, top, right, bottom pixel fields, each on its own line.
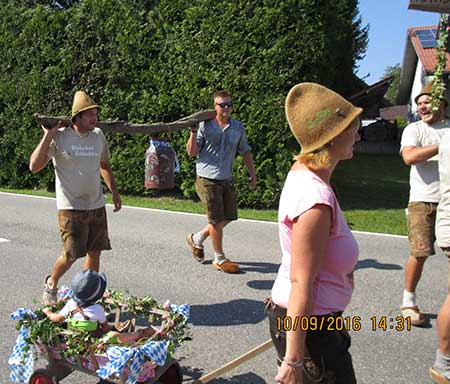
left=71, top=269, right=107, bottom=307
left=414, top=81, right=449, bottom=106
left=285, top=83, right=363, bottom=154
left=71, top=91, right=101, bottom=122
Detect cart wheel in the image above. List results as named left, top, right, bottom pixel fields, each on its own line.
left=29, top=368, right=59, bottom=384
left=157, top=362, right=182, bottom=384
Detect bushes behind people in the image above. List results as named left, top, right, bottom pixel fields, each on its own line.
left=0, top=0, right=368, bottom=208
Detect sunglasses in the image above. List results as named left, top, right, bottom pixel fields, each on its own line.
left=216, top=101, right=233, bottom=108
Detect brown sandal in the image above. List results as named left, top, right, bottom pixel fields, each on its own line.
left=186, top=234, right=205, bottom=263
left=42, top=275, right=58, bottom=305
left=400, top=305, right=428, bottom=327
left=212, top=259, right=240, bottom=274
left=429, top=367, right=450, bottom=383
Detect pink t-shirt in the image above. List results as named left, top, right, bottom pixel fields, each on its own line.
left=271, top=169, right=358, bottom=315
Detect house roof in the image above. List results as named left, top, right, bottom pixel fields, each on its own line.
left=409, top=26, right=450, bottom=73
left=349, top=76, right=393, bottom=109
left=397, top=25, right=450, bottom=104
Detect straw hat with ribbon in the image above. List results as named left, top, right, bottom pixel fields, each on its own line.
left=71, top=91, right=101, bottom=122
left=285, top=83, right=362, bottom=154
left=71, top=269, right=107, bottom=307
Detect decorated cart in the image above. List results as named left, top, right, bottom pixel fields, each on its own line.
left=9, top=288, right=190, bottom=384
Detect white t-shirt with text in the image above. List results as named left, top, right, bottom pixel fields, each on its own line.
left=47, top=126, right=110, bottom=210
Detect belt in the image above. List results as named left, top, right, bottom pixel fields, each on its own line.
left=264, top=297, right=343, bottom=318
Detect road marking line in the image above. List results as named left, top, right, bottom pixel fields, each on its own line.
left=0, top=238, right=10, bottom=243
left=0, top=191, right=408, bottom=239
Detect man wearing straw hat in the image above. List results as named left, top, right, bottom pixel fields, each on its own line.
left=29, top=90, right=122, bottom=304
left=400, top=81, right=449, bottom=327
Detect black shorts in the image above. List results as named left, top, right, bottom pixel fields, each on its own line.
left=267, top=301, right=357, bottom=384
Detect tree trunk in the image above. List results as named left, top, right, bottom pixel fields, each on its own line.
left=34, top=110, right=216, bottom=135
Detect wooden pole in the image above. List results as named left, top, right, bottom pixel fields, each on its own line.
left=192, top=339, right=274, bottom=384
left=34, top=109, right=216, bottom=135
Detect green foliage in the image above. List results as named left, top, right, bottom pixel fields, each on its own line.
left=432, top=14, right=449, bottom=112
left=0, top=0, right=368, bottom=208
left=395, top=115, right=408, bottom=137
left=383, top=64, right=401, bottom=104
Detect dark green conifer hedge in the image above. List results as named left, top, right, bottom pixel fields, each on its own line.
left=0, top=0, right=367, bottom=208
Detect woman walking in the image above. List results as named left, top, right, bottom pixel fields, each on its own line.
left=267, top=83, right=362, bottom=384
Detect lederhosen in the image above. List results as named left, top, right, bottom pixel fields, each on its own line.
left=265, top=298, right=356, bottom=384
left=69, top=304, right=108, bottom=338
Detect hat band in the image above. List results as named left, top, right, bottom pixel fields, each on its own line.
left=83, top=279, right=103, bottom=302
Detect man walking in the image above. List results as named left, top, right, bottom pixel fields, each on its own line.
left=186, top=90, right=256, bottom=273
left=400, top=82, right=449, bottom=326
left=430, top=130, right=450, bottom=383
left=29, top=90, right=122, bottom=304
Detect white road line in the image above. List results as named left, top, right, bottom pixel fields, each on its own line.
left=0, top=191, right=407, bottom=238
left=0, top=238, right=10, bottom=243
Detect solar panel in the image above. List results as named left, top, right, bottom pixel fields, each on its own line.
left=416, top=28, right=438, bottom=48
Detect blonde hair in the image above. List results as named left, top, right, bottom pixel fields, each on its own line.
left=294, top=147, right=331, bottom=170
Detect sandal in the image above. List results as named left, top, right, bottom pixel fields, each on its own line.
left=429, top=367, right=450, bottom=383
left=212, top=259, right=240, bottom=274
left=400, top=305, right=428, bottom=327
left=186, top=233, right=205, bottom=263
left=42, top=275, right=58, bottom=305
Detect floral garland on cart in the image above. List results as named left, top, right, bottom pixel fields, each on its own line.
left=9, top=287, right=190, bottom=383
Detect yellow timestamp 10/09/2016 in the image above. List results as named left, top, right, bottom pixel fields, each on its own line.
left=370, top=316, right=412, bottom=331
left=275, top=315, right=412, bottom=332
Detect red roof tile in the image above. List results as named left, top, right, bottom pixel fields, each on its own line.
left=409, top=25, right=450, bottom=73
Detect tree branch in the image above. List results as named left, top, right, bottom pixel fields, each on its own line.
left=34, top=110, right=216, bottom=135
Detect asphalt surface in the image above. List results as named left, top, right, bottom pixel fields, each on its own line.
left=0, top=191, right=448, bottom=383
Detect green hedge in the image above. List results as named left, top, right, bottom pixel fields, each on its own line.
left=0, top=0, right=367, bottom=208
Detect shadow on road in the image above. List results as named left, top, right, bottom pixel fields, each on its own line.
left=238, top=261, right=279, bottom=274
left=189, top=299, right=266, bottom=326
left=200, top=261, right=278, bottom=274
left=180, top=363, right=267, bottom=384
left=210, top=372, right=268, bottom=383
left=355, top=258, right=402, bottom=271
left=246, top=279, right=274, bottom=290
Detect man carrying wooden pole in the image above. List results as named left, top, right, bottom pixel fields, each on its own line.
left=29, top=90, right=122, bottom=304
left=185, top=90, right=257, bottom=273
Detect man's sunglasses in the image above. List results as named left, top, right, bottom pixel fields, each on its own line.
left=216, top=101, right=233, bottom=108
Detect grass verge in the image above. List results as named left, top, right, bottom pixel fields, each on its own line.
left=0, top=151, right=411, bottom=236
left=1, top=188, right=407, bottom=236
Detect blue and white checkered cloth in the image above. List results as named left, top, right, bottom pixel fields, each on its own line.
left=58, top=285, right=74, bottom=301
left=9, top=308, right=37, bottom=383
left=170, top=303, right=190, bottom=319
left=96, top=340, right=169, bottom=384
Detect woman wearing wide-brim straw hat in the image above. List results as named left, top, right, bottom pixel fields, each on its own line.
left=267, top=83, right=362, bottom=384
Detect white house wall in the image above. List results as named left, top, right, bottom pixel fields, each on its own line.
left=410, top=60, right=427, bottom=118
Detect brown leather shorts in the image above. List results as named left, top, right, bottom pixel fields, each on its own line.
left=406, top=202, right=437, bottom=257
left=266, top=299, right=356, bottom=384
left=195, top=176, right=237, bottom=224
left=58, top=207, right=111, bottom=261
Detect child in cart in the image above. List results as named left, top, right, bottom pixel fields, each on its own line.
left=42, top=269, right=156, bottom=344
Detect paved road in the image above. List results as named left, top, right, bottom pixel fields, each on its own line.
left=0, top=191, right=447, bottom=383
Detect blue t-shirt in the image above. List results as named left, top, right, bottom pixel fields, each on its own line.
left=196, top=118, right=251, bottom=180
